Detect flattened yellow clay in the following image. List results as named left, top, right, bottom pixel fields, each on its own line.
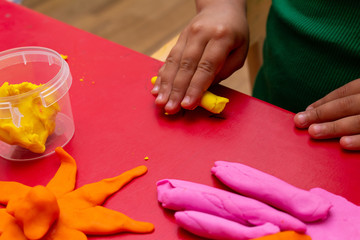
left=0, top=82, right=59, bottom=153
left=151, top=76, right=229, bottom=114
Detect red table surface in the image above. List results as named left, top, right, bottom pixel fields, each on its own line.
left=0, top=1, right=359, bottom=239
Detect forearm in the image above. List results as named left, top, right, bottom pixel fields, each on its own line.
left=195, top=0, right=247, bottom=13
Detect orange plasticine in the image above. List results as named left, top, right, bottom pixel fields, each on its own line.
left=0, top=147, right=154, bottom=240
left=46, top=147, right=77, bottom=198
left=0, top=209, right=27, bottom=240
left=43, top=223, right=87, bottom=240
left=252, top=231, right=312, bottom=240
left=0, top=182, right=30, bottom=205
left=59, top=165, right=148, bottom=209
left=6, top=186, right=60, bottom=240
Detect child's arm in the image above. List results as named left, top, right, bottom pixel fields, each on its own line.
left=151, top=0, right=249, bottom=114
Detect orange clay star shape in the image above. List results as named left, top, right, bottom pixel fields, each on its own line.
left=0, top=147, right=154, bottom=240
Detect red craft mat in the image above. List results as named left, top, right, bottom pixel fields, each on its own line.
left=0, top=1, right=359, bottom=239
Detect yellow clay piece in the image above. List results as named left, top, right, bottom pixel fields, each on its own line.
left=0, top=147, right=154, bottom=240
left=151, top=76, right=229, bottom=114
left=200, top=91, right=229, bottom=114
left=0, top=82, right=59, bottom=153
left=60, top=54, right=68, bottom=60
left=252, top=231, right=312, bottom=240
left=150, top=76, right=158, bottom=85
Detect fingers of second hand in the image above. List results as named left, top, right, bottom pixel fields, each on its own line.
left=340, top=134, right=360, bottom=150
left=295, top=94, right=360, bottom=128
left=309, top=115, right=360, bottom=139
left=309, top=78, right=360, bottom=109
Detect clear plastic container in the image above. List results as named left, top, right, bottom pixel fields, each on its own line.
left=0, top=47, right=74, bottom=161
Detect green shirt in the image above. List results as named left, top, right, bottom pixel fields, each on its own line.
left=253, top=0, right=360, bottom=113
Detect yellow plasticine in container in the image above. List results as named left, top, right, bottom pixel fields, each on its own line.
left=0, top=82, right=59, bottom=153
left=0, top=47, right=75, bottom=161
left=151, top=76, right=229, bottom=114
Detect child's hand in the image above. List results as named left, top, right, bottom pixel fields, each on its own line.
left=294, top=78, right=360, bottom=150
left=151, top=0, right=249, bottom=114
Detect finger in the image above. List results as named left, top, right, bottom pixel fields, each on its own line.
left=340, top=134, right=360, bottom=150
left=151, top=65, right=165, bottom=95
left=181, top=37, right=234, bottom=110
left=214, top=45, right=248, bottom=82
left=164, top=32, right=210, bottom=114
left=155, top=33, right=188, bottom=107
left=307, top=79, right=360, bottom=110
left=308, top=115, right=360, bottom=139
left=294, top=94, right=360, bottom=128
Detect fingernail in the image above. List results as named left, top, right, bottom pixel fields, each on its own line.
left=296, top=112, right=308, bottom=127
left=165, top=100, right=175, bottom=110
left=181, top=96, right=191, bottom=107
left=311, top=124, right=325, bottom=137
left=151, top=85, right=159, bottom=94
left=341, top=136, right=353, bottom=147
left=155, top=93, right=163, bottom=103
left=306, top=105, right=314, bottom=111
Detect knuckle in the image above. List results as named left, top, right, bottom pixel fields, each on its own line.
left=354, top=115, right=360, bottom=127
left=338, top=96, right=355, bottom=112
left=329, top=122, right=339, bottom=135
left=213, top=25, right=230, bottom=39
left=312, top=108, right=323, bottom=122
left=197, top=60, right=216, bottom=76
left=189, top=22, right=230, bottom=40
left=189, top=22, right=203, bottom=35
left=336, top=85, right=349, bottom=99
left=165, top=55, right=178, bottom=66
left=179, top=58, right=195, bottom=72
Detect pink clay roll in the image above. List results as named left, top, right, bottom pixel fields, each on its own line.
left=175, top=211, right=280, bottom=240
left=211, top=161, right=332, bottom=222
left=157, top=179, right=306, bottom=232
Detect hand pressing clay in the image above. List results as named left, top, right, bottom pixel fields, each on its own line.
left=211, top=161, right=332, bottom=222
left=151, top=76, right=229, bottom=114
left=157, top=179, right=306, bottom=232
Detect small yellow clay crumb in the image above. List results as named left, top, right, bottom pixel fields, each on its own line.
left=60, top=54, right=68, bottom=60
left=151, top=76, right=157, bottom=85
left=144, top=157, right=149, bottom=161
left=92, top=81, right=95, bottom=84
left=150, top=76, right=229, bottom=114
left=79, top=78, right=84, bottom=82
